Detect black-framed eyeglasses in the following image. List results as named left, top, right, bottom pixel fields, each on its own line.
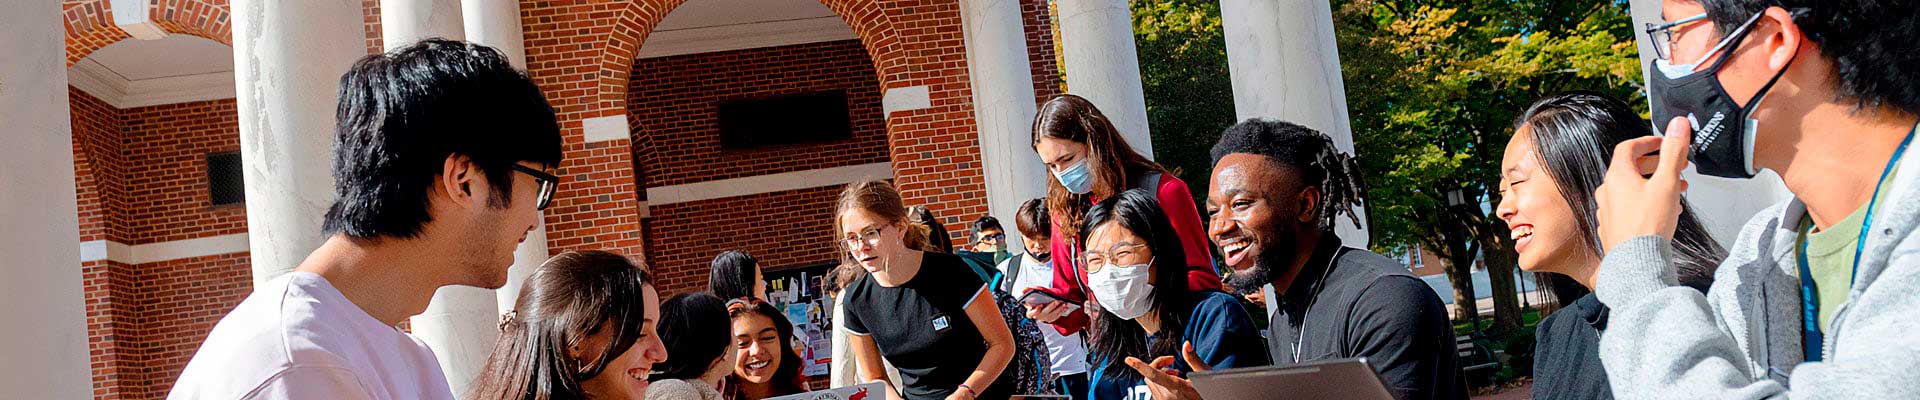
left=1644, top=13, right=1709, bottom=61
left=510, top=164, right=558, bottom=210
left=842, top=225, right=891, bottom=248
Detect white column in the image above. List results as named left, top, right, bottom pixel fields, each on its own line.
left=463, top=0, right=525, bottom=69
left=1219, top=0, right=1368, bottom=248
left=462, top=0, right=544, bottom=314
left=383, top=0, right=466, bottom=48
left=1625, top=0, right=1791, bottom=246
left=1056, top=0, right=1153, bottom=158
left=0, top=1, right=89, bottom=397
left=961, top=0, right=1049, bottom=251
left=232, top=0, right=364, bottom=286
left=380, top=1, right=500, bottom=396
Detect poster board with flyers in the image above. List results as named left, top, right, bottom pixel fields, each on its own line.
left=763, top=261, right=836, bottom=377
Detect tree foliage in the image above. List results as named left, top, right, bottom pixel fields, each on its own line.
left=1337, top=0, right=1642, bottom=333
left=1129, top=0, right=1644, bottom=335
left=1133, top=0, right=1235, bottom=197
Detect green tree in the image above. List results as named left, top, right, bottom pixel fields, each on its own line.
left=1133, top=0, right=1235, bottom=200
left=1128, top=0, right=1644, bottom=336
left=1336, top=0, right=1643, bottom=334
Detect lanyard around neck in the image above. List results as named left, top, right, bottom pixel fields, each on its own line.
left=1796, top=126, right=1916, bottom=361
left=1289, top=247, right=1345, bottom=363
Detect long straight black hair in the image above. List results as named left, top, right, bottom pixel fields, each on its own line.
left=1514, top=91, right=1725, bottom=302
left=650, top=291, right=731, bottom=382
left=709, top=250, right=759, bottom=300
left=468, top=250, right=654, bottom=400
left=1081, top=188, right=1191, bottom=383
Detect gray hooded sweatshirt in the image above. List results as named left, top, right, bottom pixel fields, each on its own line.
left=1594, top=158, right=1920, bottom=399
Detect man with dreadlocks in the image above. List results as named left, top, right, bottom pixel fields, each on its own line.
left=1123, top=120, right=1466, bottom=400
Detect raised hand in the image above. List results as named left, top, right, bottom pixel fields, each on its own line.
left=1122, top=341, right=1209, bottom=400
left=1595, top=117, right=1693, bottom=251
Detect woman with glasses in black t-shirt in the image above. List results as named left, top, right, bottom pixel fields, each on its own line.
left=834, top=179, right=1015, bottom=400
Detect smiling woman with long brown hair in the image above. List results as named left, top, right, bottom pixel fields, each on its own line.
left=467, top=250, right=669, bottom=400
left=1024, top=94, right=1223, bottom=337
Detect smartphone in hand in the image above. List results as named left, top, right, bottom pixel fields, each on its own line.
left=1018, top=289, right=1079, bottom=311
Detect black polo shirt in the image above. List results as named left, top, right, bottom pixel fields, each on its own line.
left=841, top=252, right=1011, bottom=399
left=1531, top=293, right=1612, bottom=400
left=1268, top=236, right=1466, bottom=400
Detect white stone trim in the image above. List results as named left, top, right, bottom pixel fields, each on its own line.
left=75, top=233, right=250, bottom=264
left=645, top=162, right=893, bottom=205
left=68, top=58, right=237, bottom=109
left=882, top=85, right=932, bottom=116
left=111, top=0, right=168, bottom=40
left=639, top=16, right=857, bottom=59
left=581, top=115, right=630, bottom=143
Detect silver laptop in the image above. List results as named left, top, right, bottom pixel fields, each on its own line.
left=1190, top=358, right=1395, bottom=400
left=763, top=382, right=887, bottom=400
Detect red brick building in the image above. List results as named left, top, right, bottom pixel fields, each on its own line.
left=56, top=0, right=1067, bottom=397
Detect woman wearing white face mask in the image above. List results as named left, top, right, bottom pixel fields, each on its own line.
left=1080, top=189, right=1269, bottom=400
left=1027, top=95, right=1224, bottom=338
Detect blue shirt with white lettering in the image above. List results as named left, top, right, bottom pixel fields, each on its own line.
left=1088, top=290, right=1271, bottom=399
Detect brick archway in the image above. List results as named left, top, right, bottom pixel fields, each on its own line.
left=64, top=0, right=233, bottom=66
left=521, top=0, right=990, bottom=264
left=592, top=0, right=911, bottom=114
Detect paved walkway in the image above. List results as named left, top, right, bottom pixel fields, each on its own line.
left=1471, top=382, right=1531, bottom=400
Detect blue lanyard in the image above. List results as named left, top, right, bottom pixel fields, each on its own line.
left=1796, top=127, right=1916, bottom=361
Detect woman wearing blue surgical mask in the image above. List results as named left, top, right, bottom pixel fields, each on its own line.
left=1027, top=95, right=1223, bottom=338
left=1079, top=189, right=1269, bottom=400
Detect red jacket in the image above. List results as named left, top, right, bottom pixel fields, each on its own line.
left=1038, top=173, right=1222, bottom=335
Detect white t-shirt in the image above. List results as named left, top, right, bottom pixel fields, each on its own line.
left=999, top=254, right=1089, bottom=375
left=168, top=272, right=454, bottom=400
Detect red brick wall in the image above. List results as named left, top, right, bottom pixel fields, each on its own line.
left=72, top=88, right=129, bottom=244
left=82, top=260, right=145, bottom=399
left=72, top=88, right=144, bottom=400
left=64, top=0, right=129, bottom=67
left=68, top=91, right=255, bottom=400
left=626, top=40, right=889, bottom=188
left=644, top=186, right=845, bottom=296
left=518, top=0, right=650, bottom=257
left=64, top=0, right=231, bottom=66
left=120, top=99, right=247, bottom=244
left=859, top=0, right=992, bottom=250
left=135, top=253, right=253, bottom=396
left=1021, top=0, right=1062, bottom=103
left=364, top=0, right=383, bottom=54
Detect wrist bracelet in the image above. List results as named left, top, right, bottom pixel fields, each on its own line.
left=957, top=383, right=977, bottom=399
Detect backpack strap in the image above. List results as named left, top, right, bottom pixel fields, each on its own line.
left=1134, top=172, right=1162, bottom=202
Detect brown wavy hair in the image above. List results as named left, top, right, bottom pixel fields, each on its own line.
left=833, top=179, right=932, bottom=267
left=467, top=250, right=654, bottom=400
left=1032, top=94, right=1164, bottom=241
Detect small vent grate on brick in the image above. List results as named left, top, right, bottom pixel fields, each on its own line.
left=207, top=151, right=245, bottom=206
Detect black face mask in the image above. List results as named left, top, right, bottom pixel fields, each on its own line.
left=1033, top=251, right=1051, bottom=263
left=1647, top=12, right=1795, bottom=179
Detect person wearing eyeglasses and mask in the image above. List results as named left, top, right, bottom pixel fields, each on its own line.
left=1078, top=189, right=1268, bottom=400
left=1026, top=94, right=1224, bottom=338
left=1591, top=0, right=1920, bottom=398
left=965, top=216, right=1013, bottom=265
